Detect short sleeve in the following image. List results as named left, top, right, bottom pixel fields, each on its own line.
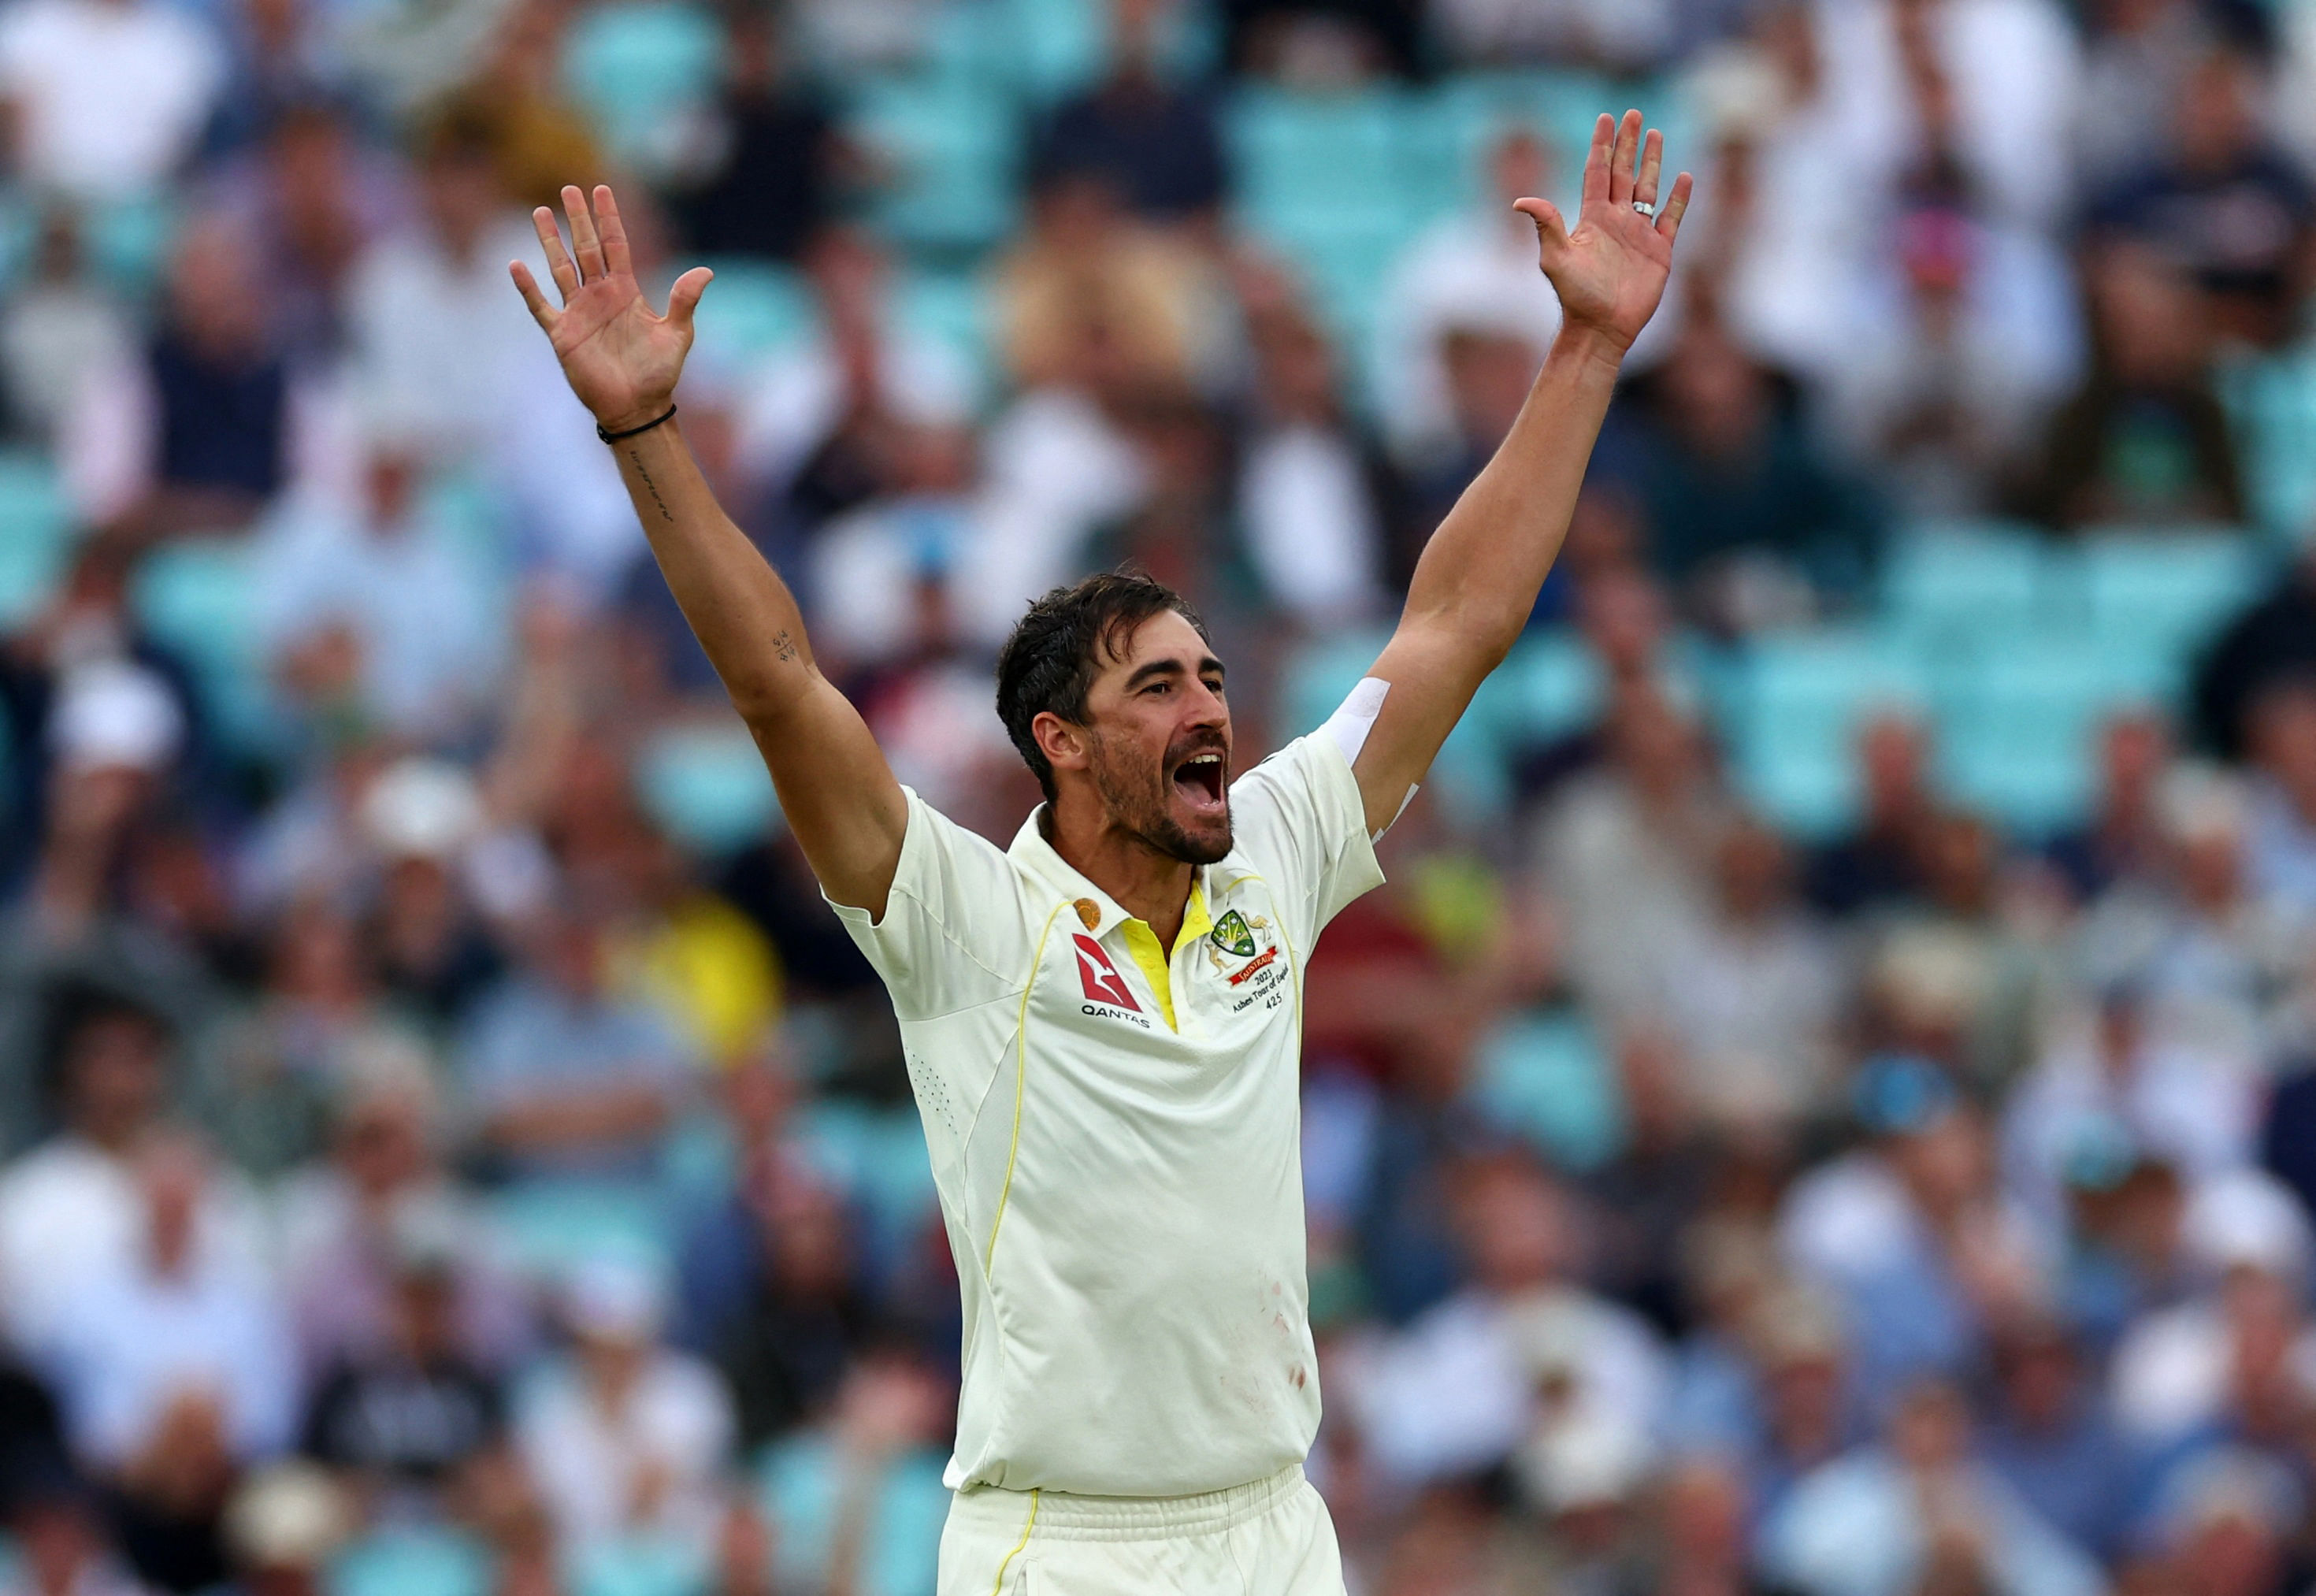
left=1225, top=734, right=1386, bottom=953
left=824, top=788, right=1036, bottom=1021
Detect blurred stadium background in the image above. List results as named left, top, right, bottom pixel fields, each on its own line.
left=9, top=0, right=2316, bottom=1592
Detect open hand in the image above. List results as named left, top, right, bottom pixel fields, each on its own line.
left=510, top=184, right=714, bottom=434
left=1513, top=110, right=1693, bottom=356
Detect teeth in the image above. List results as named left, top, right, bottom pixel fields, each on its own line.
left=1187, top=755, right=1220, bottom=765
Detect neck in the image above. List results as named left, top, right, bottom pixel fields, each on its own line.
left=1047, top=799, right=1197, bottom=947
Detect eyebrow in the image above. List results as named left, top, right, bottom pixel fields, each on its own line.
left=1123, top=655, right=1226, bottom=692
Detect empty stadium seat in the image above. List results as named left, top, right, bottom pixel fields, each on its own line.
left=2069, top=529, right=2264, bottom=663
left=1469, top=1010, right=1621, bottom=1173
left=132, top=537, right=277, bottom=758
left=567, top=1533, right=712, bottom=1596
left=688, top=261, right=817, bottom=366
left=759, top=1437, right=948, bottom=1596
left=328, top=1529, right=494, bottom=1596
left=562, top=1, right=724, bottom=176
left=847, top=77, right=1022, bottom=254
left=636, top=722, right=780, bottom=856
left=0, top=451, right=69, bottom=629
left=1879, top=521, right=2046, bottom=649
left=1728, top=630, right=1931, bottom=837
left=487, top=1180, right=673, bottom=1282
left=1936, top=637, right=2158, bottom=837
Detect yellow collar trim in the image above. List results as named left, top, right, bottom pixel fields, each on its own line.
left=1116, top=879, right=1211, bottom=1033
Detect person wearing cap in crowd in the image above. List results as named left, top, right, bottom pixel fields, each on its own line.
left=212, top=1464, right=354, bottom=1596
left=2001, top=975, right=2258, bottom=1245
left=2109, top=1167, right=2316, bottom=1448
left=299, top=1201, right=506, bottom=1517
left=512, top=1256, right=733, bottom=1553
left=354, top=757, right=505, bottom=1030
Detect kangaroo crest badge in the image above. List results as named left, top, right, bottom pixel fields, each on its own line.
left=1210, top=909, right=1258, bottom=959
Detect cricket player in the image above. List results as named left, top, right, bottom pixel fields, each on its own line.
left=513, top=109, right=1690, bottom=1596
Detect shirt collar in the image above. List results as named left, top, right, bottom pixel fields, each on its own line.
left=1008, top=804, right=1243, bottom=941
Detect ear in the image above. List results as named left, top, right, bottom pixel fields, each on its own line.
left=1032, top=711, right=1088, bottom=778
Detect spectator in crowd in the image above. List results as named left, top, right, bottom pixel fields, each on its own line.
left=2237, top=677, right=2316, bottom=919
left=2090, top=43, right=2315, bottom=348
left=514, top=1258, right=733, bottom=1552
left=1031, top=0, right=1227, bottom=229
left=0, top=989, right=260, bottom=1353
left=668, top=4, right=841, bottom=262
left=63, top=216, right=296, bottom=536
left=1344, top=1152, right=1670, bottom=1488
left=2196, top=546, right=2316, bottom=761
left=1653, top=815, right=1846, bottom=1132
left=251, top=429, right=507, bottom=745
left=0, top=0, right=224, bottom=203
left=1234, top=282, right=1388, bottom=630
left=1604, top=317, right=1884, bottom=625
left=1978, top=1315, right=2140, bottom=1561
left=2047, top=708, right=2173, bottom=904
left=459, top=901, right=693, bottom=1181
left=0, top=210, right=134, bottom=447
left=1761, top=1375, right=2104, bottom=1596
left=1377, top=126, right=1567, bottom=467
left=2021, top=245, right=2244, bottom=529
left=1428, top=0, right=1675, bottom=72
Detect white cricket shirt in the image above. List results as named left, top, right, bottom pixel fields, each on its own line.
left=828, top=733, right=1384, bottom=1497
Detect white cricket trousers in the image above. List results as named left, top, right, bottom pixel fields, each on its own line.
left=937, top=1464, right=1348, bottom=1596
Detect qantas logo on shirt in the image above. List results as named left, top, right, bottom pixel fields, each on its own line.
left=1071, top=933, right=1140, bottom=1012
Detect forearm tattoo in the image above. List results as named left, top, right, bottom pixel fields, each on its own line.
left=771, top=629, right=799, bottom=663
left=627, top=447, right=675, bottom=524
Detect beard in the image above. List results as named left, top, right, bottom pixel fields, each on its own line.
left=1086, top=729, right=1232, bottom=866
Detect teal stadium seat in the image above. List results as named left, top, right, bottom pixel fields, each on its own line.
left=1936, top=637, right=2158, bottom=838
left=132, top=538, right=277, bottom=759
left=566, top=1534, right=712, bottom=1596
left=1729, top=630, right=1930, bottom=838
left=1469, top=1010, right=1621, bottom=1173
left=688, top=260, right=817, bottom=368
left=0, top=451, right=70, bottom=629
left=1879, top=521, right=2046, bottom=651
left=637, top=722, right=780, bottom=856
left=759, top=1437, right=948, bottom=1596
left=2071, top=530, right=2262, bottom=681
left=847, top=77, right=1021, bottom=255
left=328, top=1530, right=493, bottom=1596
left=562, top=2, right=724, bottom=176
left=487, top=1180, right=673, bottom=1282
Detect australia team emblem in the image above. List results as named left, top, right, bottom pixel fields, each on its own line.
left=1210, top=909, right=1258, bottom=959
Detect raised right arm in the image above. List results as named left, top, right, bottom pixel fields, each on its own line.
left=512, top=184, right=906, bottom=914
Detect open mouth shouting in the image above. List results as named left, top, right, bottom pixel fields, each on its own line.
left=1171, top=748, right=1228, bottom=821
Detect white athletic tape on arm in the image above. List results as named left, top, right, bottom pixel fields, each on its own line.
left=1320, top=677, right=1419, bottom=841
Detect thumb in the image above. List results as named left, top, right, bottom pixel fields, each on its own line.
left=1513, top=196, right=1568, bottom=254
left=666, top=265, right=714, bottom=332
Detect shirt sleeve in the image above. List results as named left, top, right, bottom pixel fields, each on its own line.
left=823, top=788, right=1035, bottom=1021
left=1225, top=733, right=1386, bottom=954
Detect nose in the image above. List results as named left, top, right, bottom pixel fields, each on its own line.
left=1185, top=677, right=1228, bottom=733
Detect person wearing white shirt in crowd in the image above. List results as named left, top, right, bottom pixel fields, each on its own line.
left=42, top=1134, right=294, bottom=1474
left=0, top=995, right=266, bottom=1361
left=514, top=1258, right=735, bottom=1552
left=251, top=430, right=508, bottom=744
left=1375, top=127, right=1568, bottom=465
left=2002, top=982, right=2258, bottom=1242
left=1340, top=1154, right=1669, bottom=1488
left=2109, top=1168, right=2316, bottom=1446
left=0, top=0, right=223, bottom=203
left=344, top=114, right=631, bottom=599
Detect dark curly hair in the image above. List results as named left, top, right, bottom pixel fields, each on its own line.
left=995, top=572, right=1212, bottom=801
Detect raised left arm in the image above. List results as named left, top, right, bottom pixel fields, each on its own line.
left=1352, top=110, right=1691, bottom=834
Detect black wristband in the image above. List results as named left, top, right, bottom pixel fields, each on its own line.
left=596, top=404, right=677, bottom=444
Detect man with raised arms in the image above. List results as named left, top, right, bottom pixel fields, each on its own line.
left=511, top=109, right=1691, bottom=1596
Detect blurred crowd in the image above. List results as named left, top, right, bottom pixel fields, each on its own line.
left=10, top=0, right=2316, bottom=1594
